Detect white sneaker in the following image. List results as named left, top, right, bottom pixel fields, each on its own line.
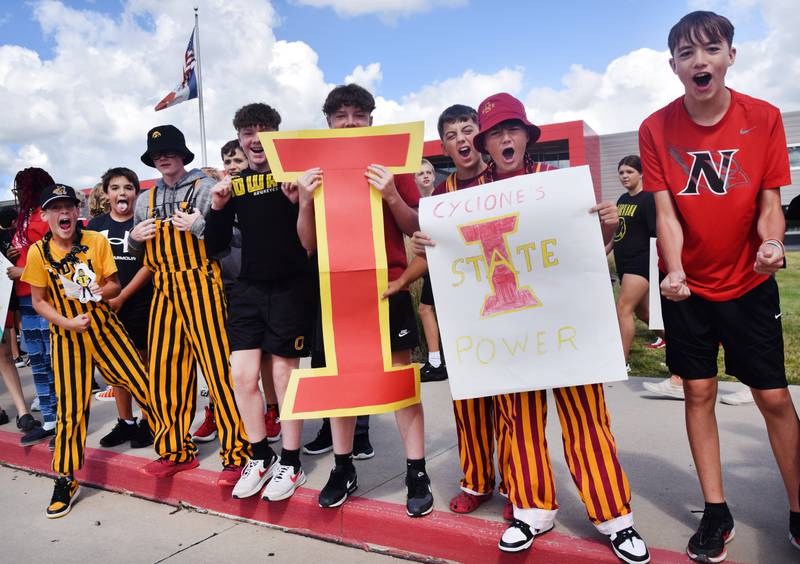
left=231, top=457, right=277, bottom=499
left=498, top=520, right=554, bottom=552
left=609, top=526, right=650, bottom=564
left=720, top=388, right=754, bottom=406
left=642, top=379, right=684, bottom=400
left=262, top=463, right=306, bottom=501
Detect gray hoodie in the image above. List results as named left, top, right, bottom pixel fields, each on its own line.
left=129, top=168, right=216, bottom=255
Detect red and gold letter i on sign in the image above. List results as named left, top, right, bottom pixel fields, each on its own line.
left=459, top=213, right=541, bottom=317
left=259, top=123, right=424, bottom=420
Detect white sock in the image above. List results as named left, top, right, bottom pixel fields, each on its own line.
left=124, top=419, right=136, bottom=425
left=42, top=421, right=56, bottom=431
left=428, top=351, right=441, bottom=368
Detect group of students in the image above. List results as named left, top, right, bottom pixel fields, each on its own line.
left=1, top=9, right=799, bottom=563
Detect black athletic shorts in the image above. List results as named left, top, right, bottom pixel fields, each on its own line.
left=615, top=253, right=649, bottom=281
left=227, top=275, right=314, bottom=357
left=661, top=276, right=786, bottom=389
left=311, top=290, right=419, bottom=366
left=118, top=299, right=149, bottom=351
left=420, top=273, right=435, bottom=306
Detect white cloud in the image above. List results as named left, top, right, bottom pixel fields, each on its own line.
left=345, top=63, right=382, bottom=93
left=373, top=69, right=524, bottom=138
left=0, top=0, right=334, bottom=197
left=292, top=0, right=466, bottom=20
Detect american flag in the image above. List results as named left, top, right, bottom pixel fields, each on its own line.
left=154, top=27, right=198, bottom=111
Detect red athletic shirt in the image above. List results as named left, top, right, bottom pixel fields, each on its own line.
left=385, top=173, right=420, bottom=281
left=639, top=89, right=791, bottom=301
left=12, top=209, right=49, bottom=297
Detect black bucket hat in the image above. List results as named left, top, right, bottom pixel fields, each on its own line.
left=141, top=125, right=195, bottom=168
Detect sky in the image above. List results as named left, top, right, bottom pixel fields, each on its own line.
left=0, top=0, right=798, bottom=197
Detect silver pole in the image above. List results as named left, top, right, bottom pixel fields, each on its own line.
left=194, top=7, right=208, bottom=167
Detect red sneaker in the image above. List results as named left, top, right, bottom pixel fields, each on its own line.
left=264, top=405, right=281, bottom=443
left=645, top=337, right=666, bottom=349
left=192, top=405, right=217, bottom=443
left=503, top=499, right=514, bottom=521
left=142, top=457, right=199, bottom=478
left=218, top=464, right=243, bottom=487
left=449, top=491, right=492, bottom=514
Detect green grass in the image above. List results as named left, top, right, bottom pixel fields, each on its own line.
left=625, top=251, right=800, bottom=384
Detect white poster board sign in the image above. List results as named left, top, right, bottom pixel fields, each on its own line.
left=0, top=253, right=14, bottom=341
left=648, top=238, right=664, bottom=331
left=420, top=166, right=627, bottom=400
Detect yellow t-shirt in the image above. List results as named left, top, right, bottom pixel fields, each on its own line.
left=22, top=230, right=118, bottom=317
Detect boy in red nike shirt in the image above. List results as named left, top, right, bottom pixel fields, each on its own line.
left=639, top=10, right=800, bottom=562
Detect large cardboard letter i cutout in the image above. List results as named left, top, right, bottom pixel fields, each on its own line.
left=259, top=122, right=424, bottom=420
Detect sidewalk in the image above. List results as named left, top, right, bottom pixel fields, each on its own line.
left=1, top=368, right=797, bottom=562
left=0, top=466, right=396, bottom=564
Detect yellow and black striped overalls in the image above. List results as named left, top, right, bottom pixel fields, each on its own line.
left=143, top=183, right=249, bottom=466
left=32, top=234, right=153, bottom=476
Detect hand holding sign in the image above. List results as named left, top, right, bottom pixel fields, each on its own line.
left=259, top=122, right=424, bottom=420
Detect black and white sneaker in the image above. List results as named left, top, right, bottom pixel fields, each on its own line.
left=790, top=509, right=800, bottom=550
left=687, top=506, right=735, bottom=562
left=303, top=421, right=333, bottom=455
left=609, top=527, right=650, bottom=563
left=499, top=519, right=553, bottom=552
left=318, top=465, right=357, bottom=508
left=406, top=470, right=433, bottom=517
left=420, top=362, right=448, bottom=383
left=352, top=433, right=375, bottom=460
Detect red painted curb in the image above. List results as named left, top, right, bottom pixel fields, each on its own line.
left=0, top=430, right=692, bottom=563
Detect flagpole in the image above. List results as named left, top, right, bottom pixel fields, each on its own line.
left=194, top=6, right=208, bottom=167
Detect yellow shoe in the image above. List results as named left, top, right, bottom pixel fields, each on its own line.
left=46, top=476, right=79, bottom=519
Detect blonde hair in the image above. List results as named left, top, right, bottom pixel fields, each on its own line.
left=202, top=167, right=224, bottom=182
left=88, top=182, right=109, bottom=218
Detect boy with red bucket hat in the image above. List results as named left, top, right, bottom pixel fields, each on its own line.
left=414, top=93, right=650, bottom=563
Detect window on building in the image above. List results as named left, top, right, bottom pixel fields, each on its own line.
left=789, top=144, right=800, bottom=170
left=529, top=139, right=571, bottom=169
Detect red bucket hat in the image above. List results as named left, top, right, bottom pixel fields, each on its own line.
left=473, top=93, right=541, bottom=153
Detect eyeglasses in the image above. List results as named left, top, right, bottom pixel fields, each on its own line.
left=150, top=151, right=180, bottom=161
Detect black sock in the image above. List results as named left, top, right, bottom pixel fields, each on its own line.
left=704, top=501, right=729, bottom=515
left=790, top=511, right=800, bottom=536
left=334, top=452, right=354, bottom=471
left=406, top=458, right=426, bottom=475
left=281, top=448, right=301, bottom=471
left=251, top=438, right=274, bottom=462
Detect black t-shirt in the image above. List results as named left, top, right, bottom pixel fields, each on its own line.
left=204, top=169, right=311, bottom=282
left=87, top=214, right=153, bottom=307
left=613, top=191, right=656, bottom=268
left=0, top=228, right=14, bottom=257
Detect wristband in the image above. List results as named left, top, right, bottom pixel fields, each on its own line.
left=764, top=239, right=785, bottom=255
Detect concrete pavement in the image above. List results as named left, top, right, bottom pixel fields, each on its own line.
left=0, top=466, right=397, bottom=563
left=1, top=364, right=799, bottom=562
